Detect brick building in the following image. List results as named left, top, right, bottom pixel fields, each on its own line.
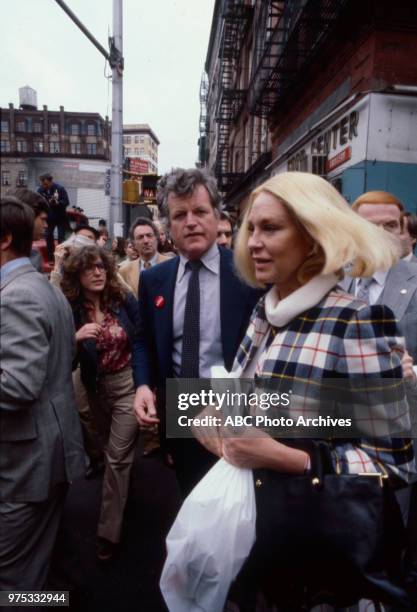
left=201, top=0, right=417, bottom=214
left=1, top=86, right=111, bottom=223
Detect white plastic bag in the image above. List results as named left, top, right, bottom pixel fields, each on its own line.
left=160, top=458, right=256, bottom=612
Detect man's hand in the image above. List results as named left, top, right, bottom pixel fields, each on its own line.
left=75, top=323, right=102, bottom=343
left=134, top=385, right=159, bottom=427
left=402, top=350, right=417, bottom=381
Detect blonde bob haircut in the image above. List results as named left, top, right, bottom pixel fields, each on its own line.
left=234, top=172, right=399, bottom=288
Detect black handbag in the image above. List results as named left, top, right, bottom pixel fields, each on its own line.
left=235, top=440, right=409, bottom=610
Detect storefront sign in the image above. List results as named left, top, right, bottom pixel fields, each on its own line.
left=130, top=158, right=149, bottom=175
left=287, top=110, right=359, bottom=174
left=104, top=168, right=111, bottom=196
left=311, top=111, right=358, bottom=156
left=326, top=146, right=352, bottom=172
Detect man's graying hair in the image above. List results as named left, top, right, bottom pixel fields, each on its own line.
left=157, top=168, right=221, bottom=223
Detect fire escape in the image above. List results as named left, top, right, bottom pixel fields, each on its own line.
left=215, top=0, right=253, bottom=192
left=198, top=71, right=209, bottom=165
left=249, top=0, right=349, bottom=118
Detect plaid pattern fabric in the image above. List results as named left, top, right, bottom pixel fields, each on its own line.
left=233, top=289, right=415, bottom=484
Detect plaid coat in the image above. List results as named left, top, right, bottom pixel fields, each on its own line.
left=233, top=288, right=415, bottom=484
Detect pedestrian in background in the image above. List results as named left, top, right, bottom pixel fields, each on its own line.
left=9, top=187, right=50, bottom=272
left=111, top=236, right=126, bottom=266
left=216, top=210, right=234, bottom=249
left=37, top=173, right=70, bottom=263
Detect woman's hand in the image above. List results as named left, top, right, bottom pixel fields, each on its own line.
left=402, top=349, right=417, bottom=381
left=53, top=244, right=68, bottom=270
left=75, top=323, right=102, bottom=342
left=222, top=434, right=309, bottom=473
left=191, top=406, right=223, bottom=458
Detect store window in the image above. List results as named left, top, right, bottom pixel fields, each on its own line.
left=16, top=170, right=27, bottom=187
left=1, top=170, right=11, bottom=185
left=312, top=155, right=327, bottom=176
left=16, top=140, right=28, bottom=152
left=33, top=140, right=44, bottom=152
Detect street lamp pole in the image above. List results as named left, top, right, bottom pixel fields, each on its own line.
left=53, top=0, right=124, bottom=235
left=109, top=0, right=124, bottom=233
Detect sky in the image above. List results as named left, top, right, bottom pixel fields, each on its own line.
left=0, top=0, right=215, bottom=173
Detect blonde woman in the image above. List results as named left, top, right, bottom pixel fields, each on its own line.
left=199, top=172, right=414, bottom=609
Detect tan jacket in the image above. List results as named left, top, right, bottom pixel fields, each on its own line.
left=118, top=253, right=170, bottom=298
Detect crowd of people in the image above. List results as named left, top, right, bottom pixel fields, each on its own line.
left=1, top=167, right=417, bottom=611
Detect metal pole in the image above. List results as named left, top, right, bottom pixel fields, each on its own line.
left=54, top=0, right=110, bottom=61
left=109, top=0, right=124, bottom=234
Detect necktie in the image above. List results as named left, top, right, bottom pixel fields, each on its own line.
left=356, top=277, right=373, bottom=303
left=143, top=260, right=151, bottom=269
left=181, top=260, right=202, bottom=378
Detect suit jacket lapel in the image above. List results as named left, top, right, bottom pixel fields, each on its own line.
left=151, top=257, right=179, bottom=376
left=378, top=261, right=417, bottom=322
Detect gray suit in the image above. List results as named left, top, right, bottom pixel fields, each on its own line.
left=377, top=260, right=417, bottom=364
left=0, top=263, right=85, bottom=589
left=341, top=260, right=417, bottom=362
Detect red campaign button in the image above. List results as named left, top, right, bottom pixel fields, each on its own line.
left=154, top=295, right=165, bottom=309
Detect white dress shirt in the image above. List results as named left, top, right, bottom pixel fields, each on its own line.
left=172, top=242, right=224, bottom=378
left=355, top=269, right=389, bottom=304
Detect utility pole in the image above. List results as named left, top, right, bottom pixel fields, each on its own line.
left=54, top=0, right=124, bottom=235
left=110, top=0, right=123, bottom=232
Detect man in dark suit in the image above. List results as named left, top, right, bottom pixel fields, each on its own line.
left=133, top=168, right=261, bottom=495
left=0, top=196, right=85, bottom=591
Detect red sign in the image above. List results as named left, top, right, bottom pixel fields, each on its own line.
left=326, top=146, right=351, bottom=172
left=130, top=158, right=149, bottom=175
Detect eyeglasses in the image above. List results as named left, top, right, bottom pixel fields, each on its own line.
left=83, top=262, right=106, bottom=275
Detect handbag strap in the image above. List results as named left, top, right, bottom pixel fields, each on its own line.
left=306, top=440, right=335, bottom=488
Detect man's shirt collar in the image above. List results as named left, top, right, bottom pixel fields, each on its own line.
left=0, top=257, right=31, bottom=282
left=177, top=242, right=220, bottom=282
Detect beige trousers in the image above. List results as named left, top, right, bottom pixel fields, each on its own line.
left=88, top=367, right=139, bottom=543
left=72, top=367, right=103, bottom=461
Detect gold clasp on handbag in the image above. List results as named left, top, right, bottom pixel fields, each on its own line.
left=357, top=472, right=388, bottom=488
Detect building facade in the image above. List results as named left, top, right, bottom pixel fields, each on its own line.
left=1, top=87, right=112, bottom=223
left=201, top=0, right=417, bottom=214
left=122, top=124, right=159, bottom=175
